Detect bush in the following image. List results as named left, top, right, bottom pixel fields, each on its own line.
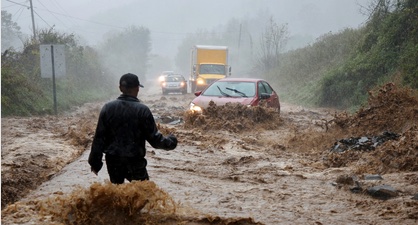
left=1, top=29, right=116, bottom=117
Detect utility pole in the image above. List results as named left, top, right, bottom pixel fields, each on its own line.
left=237, top=23, right=242, bottom=68
left=238, top=23, right=242, bottom=49
left=29, top=0, right=36, bottom=40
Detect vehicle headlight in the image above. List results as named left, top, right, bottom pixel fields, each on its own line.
left=161, top=82, right=167, bottom=87
left=189, top=103, right=202, bottom=112
left=196, top=78, right=205, bottom=85
left=180, top=82, right=185, bottom=87
left=159, top=76, right=165, bottom=82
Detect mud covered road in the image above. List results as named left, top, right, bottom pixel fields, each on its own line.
left=2, top=81, right=418, bottom=225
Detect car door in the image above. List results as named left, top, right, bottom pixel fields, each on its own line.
left=257, top=81, right=280, bottom=109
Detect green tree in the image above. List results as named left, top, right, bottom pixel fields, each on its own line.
left=1, top=10, right=23, bottom=51
left=99, top=26, right=151, bottom=81
left=1, top=28, right=114, bottom=116
left=254, top=16, right=289, bottom=73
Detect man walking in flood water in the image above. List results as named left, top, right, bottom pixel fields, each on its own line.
left=88, top=73, right=177, bottom=184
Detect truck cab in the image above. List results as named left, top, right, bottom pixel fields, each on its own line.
left=193, top=63, right=231, bottom=89
left=190, top=45, right=231, bottom=92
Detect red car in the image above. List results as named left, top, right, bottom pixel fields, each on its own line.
left=189, top=77, right=280, bottom=113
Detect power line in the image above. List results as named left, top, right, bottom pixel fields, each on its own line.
left=14, top=3, right=208, bottom=36
left=35, top=8, right=126, bottom=30
left=14, top=5, right=25, bottom=21
left=33, top=9, right=52, bottom=29
left=4, top=0, right=29, bottom=8
left=1, top=4, right=23, bottom=9
left=4, top=0, right=125, bottom=32
left=4, top=1, right=230, bottom=40
left=36, top=0, right=69, bottom=29
left=50, top=0, right=80, bottom=27
left=12, top=4, right=25, bottom=16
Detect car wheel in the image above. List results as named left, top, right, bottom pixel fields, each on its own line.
left=162, top=89, right=167, bottom=95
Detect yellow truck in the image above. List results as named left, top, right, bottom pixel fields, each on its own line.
left=190, top=45, right=231, bottom=92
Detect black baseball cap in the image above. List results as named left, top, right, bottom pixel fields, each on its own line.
left=119, top=73, right=144, bottom=88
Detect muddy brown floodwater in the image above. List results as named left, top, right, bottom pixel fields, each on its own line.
left=2, top=81, right=418, bottom=225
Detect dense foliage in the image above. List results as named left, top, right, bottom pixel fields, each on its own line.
left=1, top=10, right=23, bottom=51
left=265, top=0, right=417, bottom=110
left=1, top=29, right=116, bottom=116
left=318, top=0, right=418, bottom=108
left=265, top=28, right=362, bottom=106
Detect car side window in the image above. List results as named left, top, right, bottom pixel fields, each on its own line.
left=258, top=82, right=267, bottom=96
left=261, top=81, right=273, bottom=94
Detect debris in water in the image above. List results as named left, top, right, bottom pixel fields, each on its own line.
left=364, top=174, right=383, bottom=180
left=330, top=131, right=400, bottom=152
left=367, top=185, right=398, bottom=200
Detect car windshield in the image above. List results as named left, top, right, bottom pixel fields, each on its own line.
left=162, top=71, right=174, bottom=75
left=166, top=76, right=183, bottom=82
left=202, top=81, right=256, bottom=97
left=199, top=64, right=225, bottom=75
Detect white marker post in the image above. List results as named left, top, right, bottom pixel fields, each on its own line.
left=40, top=44, right=66, bottom=115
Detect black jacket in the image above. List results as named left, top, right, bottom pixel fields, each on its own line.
left=88, top=94, right=176, bottom=172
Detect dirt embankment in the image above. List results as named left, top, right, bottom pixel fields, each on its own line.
left=324, top=83, right=418, bottom=174
left=1, top=103, right=101, bottom=209
left=1, top=82, right=417, bottom=225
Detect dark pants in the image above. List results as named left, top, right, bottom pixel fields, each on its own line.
left=105, top=155, right=149, bottom=184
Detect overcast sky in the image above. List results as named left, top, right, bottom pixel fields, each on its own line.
left=2, top=0, right=372, bottom=57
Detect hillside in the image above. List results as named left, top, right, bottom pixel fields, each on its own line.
left=268, top=0, right=418, bottom=110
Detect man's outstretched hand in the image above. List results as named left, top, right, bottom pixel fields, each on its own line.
left=166, top=134, right=177, bottom=150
